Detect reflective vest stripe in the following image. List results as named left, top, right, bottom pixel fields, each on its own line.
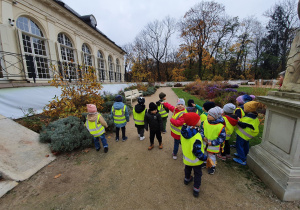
left=133, top=108, right=145, bottom=125
left=183, top=155, right=200, bottom=164
left=112, top=106, right=126, bottom=124
left=86, top=114, right=105, bottom=137
left=237, top=126, right=254, bottom=139
left=170, top=124, right=181, bottom=133
left=158, top=104, right=168, bottom=117
left=170, top=109, right=187, bottom=135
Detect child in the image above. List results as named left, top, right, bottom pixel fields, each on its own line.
left=233, top=101, right=260, bottom=166
left=186, top=99, right=201, bottom=115
left=85, top=104, right=109, bottom=153
left=234, top=94, right=255, bottom=118
left=217, top=103, right=238, bottom=161
left=156, top=92, right=169, bottom=134
left=181, top=112, right=207, bottom=198
left=162, top=98, right=187, bottom=160
left=111, top=95, right=129, bottom=142
left=133, top=97, right=146, bottom=141
left=200, top=106, right=226, bottom=175
left=191, top=101, right=215, bottom=125
left=144, top=102, right=163, bottom=150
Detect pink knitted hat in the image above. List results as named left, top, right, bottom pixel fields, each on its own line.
left=87, top=104, right=97, bottom=114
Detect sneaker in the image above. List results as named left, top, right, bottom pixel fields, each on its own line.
left=200, top=162, right=206, bottom=169
left=193, top=188, right=199, bottom=198
left=217, top=154, right=226, bottom=161
left=172, top=154, right=177, bottom=160
left=208, top=167, right=216, bottom=175
left=116, top=138, right=119, bottom=142
left=104, top=147, right=108, bottom=153
left=233, top=158, right=246, bottom=166
left=140, top=136, right=145, bottom=141
left=234, top=153, right=239, bottom=157
left=230, top=145, right=236, bottom=148
left=226, top=154, right=231, bottom=160
left=138, top=134, right=140, bottom=138
left=184, top=176, right=193, bottom=185
left=148, top=144, right=154, bottom=150
left=96, top=148, right=100, bottom=151
left=162, top=130, right=167, bottom=134
left=159, top=143, right=163, bottom=149
left=122, top=136, right=128, bottom=142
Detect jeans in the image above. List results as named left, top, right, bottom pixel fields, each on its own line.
left=149, top=130, right=162, bottom=144
left=173, top=138, right=180, bottom=155
left=94, top=134, right=108, bottom=150
left=235, top=134, right=249, bottom=162
left=116, top=126, right=126, bottom=140
left=185, top=165, right=202, bottom=189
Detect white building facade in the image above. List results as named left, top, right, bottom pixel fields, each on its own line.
left=0, top=0, right=126, bottom=84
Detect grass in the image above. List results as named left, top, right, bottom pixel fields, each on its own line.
left=237, top=87, right=277, bottom=96
left=172, top=88, right=206, bottom=106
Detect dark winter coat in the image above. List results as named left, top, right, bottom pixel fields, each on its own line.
left=144, top=110, right=163, bottom=132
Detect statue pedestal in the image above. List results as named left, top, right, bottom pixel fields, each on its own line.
left=248, top=91, right=300, bottom=201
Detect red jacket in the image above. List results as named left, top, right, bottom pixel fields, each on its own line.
left=163, top=102, right=185, bottom=140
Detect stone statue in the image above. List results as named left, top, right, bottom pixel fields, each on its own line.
left=281, top=0, right=300, bottom=92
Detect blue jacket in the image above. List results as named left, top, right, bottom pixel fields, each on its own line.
left=181, top=125, right=207, bottom=161
left=111, top=102, right=129, bottom=128
left=200, top=117, right=226, bottom=146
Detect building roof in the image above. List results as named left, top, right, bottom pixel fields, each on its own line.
left=53, top=0, right=126, bottom=54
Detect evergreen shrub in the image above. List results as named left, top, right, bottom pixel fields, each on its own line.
left=40, top=116, right=93, bottom=152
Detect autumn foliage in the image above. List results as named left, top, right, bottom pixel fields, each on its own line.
left=43, top=65, right=104, bottom=119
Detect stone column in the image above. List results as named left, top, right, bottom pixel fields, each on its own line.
left=247, top=3, right=300, bottom=201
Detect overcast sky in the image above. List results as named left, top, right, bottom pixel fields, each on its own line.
left=61, top=0, right=279, bottom=47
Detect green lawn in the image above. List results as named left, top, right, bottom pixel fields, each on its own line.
left=171, top=87, right=263, bottom=147
left=237, top=87, right=276, bottom=96
left=172, top=88, right=206, bottom=106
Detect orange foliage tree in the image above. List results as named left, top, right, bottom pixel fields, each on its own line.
left=172, top=67, right=186, bottom=82
left=43, top=65, right=104, bottom=119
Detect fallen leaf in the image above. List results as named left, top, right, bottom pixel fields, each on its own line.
left=108, top=136, right=111, bottom=139
left=45, top=155, right=49, bottom=157
left=84, top=149, right=90, bottom=153
left=48, top=165, right=52, bottom=167
left=54, top=174, right=62, bottom=179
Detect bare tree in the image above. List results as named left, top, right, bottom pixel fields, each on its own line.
left=137, top=16, right=176, bottom=81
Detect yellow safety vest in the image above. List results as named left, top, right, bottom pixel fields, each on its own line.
left=200, top=113, right=207, bottom=126
left=133, top=108, right=146, bottom=125
left=181, top=132, right=205, bottom=166
left=112, top=105, right=126, bottom=124
left=223, top=116, right=236, bottom=140
left=236, top=117, right=260, bottom=141
left=203, top=120, right=224, bottom=153
left=158, top=104, right=168, bottom=118
left=234, top=107, right=245, bottom=118
left=85, top=114, right=105, bottom=137
left=170, top=109, right=187, bottom=135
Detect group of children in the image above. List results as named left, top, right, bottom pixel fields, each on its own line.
left=84, top=92, right=260, bottom=198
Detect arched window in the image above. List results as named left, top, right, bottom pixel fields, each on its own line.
left=57, top=33, right=77, bottom=80
left=16, top=16, right=50, bottom=79
left=116, top=58, right=121, bottom=81
left=82, top=44, right=93, bottom=72
left=108, top=55, right=114, bottom=82
left=97, top=51, right=106, bottom=81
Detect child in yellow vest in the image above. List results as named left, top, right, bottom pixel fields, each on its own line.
left=200, top=106, right=226, bottom=175
left=133, top=97, right=146, bottom=141
left=111, top=95, right=129, bottom=142
left=181, top=112, right=207, bottom=198
left=191, top=101, right=215, bottom=125
left=85, top=104, right=108, bottom=153
left=156, top=92, right=169, bottom=134
left=217, top=103, right=238, bottom=161
left=233, top=101, right=260, bottom=166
